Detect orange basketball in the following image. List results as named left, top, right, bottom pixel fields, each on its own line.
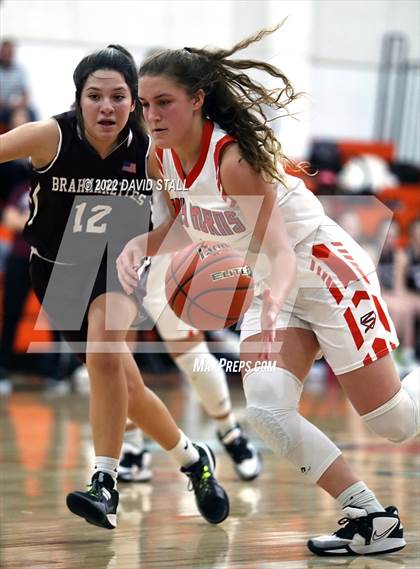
left=165, top=241, right=254, bottom=330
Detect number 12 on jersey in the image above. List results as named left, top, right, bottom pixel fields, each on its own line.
left=73, top=202, right=112, bottom=234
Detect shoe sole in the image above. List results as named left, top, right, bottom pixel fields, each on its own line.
left=206, top=495, right=230, bottom=524
left=66, top=493, right=116, bottom=530
left=117, top=476, right=152, bottom=484
left=117, top=473, right=152, bottom=483
left=307, top=538, right=406, bottom=556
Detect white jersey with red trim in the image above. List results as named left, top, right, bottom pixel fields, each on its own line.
left=150, top=121, right=399, bottom=373
left=155, top=120, right=325, bottom=260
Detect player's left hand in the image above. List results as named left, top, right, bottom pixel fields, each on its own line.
left=259, top=288, right=282, bottom=360
left=116, top=237, right=145, bottom=295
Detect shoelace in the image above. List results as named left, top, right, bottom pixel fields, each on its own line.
left=186, top=464, right=212, bottom=494
left=335, top=515, right=371, bottom=540
left=86, top=478, right=113, bottom=498
left=86, top=481, right=99, bottom=497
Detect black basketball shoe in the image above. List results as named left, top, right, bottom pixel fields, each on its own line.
left=117, top=445, right=152, bottom=482
left=181, top=443, right=229, bottom=524
left=307, top=506, right=406, bottom=556
left=66, top=471, right=119, bottom=529
left=218, top=424, right=262, bottom=481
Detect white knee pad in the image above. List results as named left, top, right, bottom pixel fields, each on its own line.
left=243, top=367, right=341, bottom=484
left=362, top=368, right=420, bottom=443
left=175, top=343, right=231, bottom=417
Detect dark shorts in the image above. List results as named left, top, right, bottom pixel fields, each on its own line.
left=29, top=251, right=148, bottom=362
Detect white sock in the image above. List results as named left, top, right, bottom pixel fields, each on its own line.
left=216, top=413, right=237, bottom=437
left=123, top=428, right=144, bottom=453
left=167, top=430, right=199, bottom=468
left=94, top=456, right=119, bottom=485
left=336, top=481, right=385, bottom=514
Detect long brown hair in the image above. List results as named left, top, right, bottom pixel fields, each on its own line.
left=139, top=23, right=301, bottom=184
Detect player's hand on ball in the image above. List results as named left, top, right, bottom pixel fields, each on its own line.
left=116, top=237, right=145, bottom=295
left=259, top=288, right=282, bottom=360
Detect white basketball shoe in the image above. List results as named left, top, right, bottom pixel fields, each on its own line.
left=307, top=506, right=405, bottom=556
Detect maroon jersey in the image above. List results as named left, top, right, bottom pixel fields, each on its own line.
left=24, top=111, right=152, bottom=264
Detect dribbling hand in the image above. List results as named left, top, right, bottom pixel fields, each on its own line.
left=116, top=237, right=145, bottom=295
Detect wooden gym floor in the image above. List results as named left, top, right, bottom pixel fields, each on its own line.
left=0, top=373, right=419, bottom=569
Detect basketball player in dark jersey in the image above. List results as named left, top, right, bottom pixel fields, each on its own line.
left=0, top=45, right=229, bottom=529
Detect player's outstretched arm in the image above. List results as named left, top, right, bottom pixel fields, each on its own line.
left=0, top=119, right=59, bottom=167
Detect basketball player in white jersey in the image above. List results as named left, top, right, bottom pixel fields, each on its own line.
left=117, top=25, right=419, bottom=556
left=118, top=188, right=262, bottom=483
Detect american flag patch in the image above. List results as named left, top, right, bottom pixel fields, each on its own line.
left=122, top=161, right=136, bottom=173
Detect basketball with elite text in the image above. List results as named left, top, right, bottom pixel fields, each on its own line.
left=165, top=242, right=254, bottom=329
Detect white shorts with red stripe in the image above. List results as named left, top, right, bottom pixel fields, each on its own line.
left=143, top=253, right=199, bottom=341
left=240, top=217, right=399, bottom=375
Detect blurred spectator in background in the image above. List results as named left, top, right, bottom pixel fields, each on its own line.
left=405, top=219, right=420, bottom=360
left=377, top=219, right=420, bottom=376
left=0, top=39, right=36, bottom=132
left=0, top=181, right=76, bottom=395
left=337, top=154, right=398, bottom=195
left=0, top=158, right=30, bottom=271
left=406, top=219, right=420, bottom=294
left=390, top=161, right=420, bottom=185
left=308, top=140, right=341, bottom=196
left=0, top=181, right=33, bottom=394
left=0, top=182, right=32, bottom=394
